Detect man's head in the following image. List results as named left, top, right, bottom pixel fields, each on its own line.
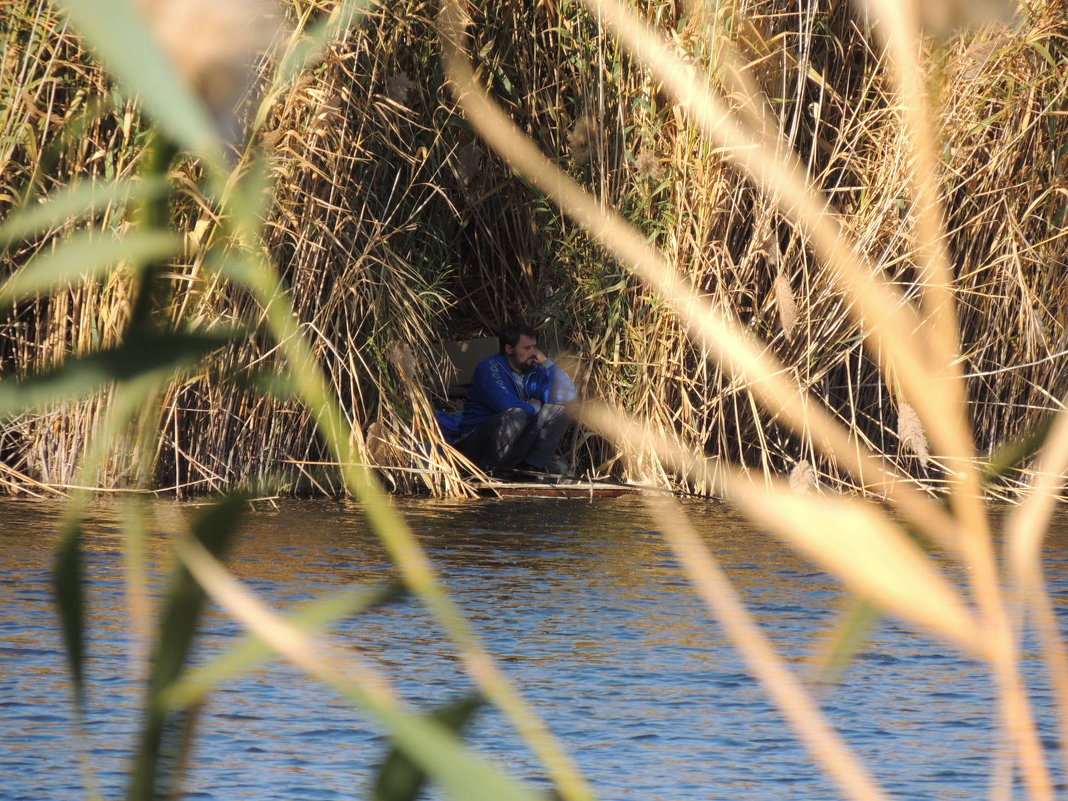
left=498, top=323, right=540, bottom=373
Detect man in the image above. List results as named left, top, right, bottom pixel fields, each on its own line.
left=457, top=323, right=576, bottom=478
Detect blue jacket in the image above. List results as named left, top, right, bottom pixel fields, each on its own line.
left=459, top=353, right=577, bottom=435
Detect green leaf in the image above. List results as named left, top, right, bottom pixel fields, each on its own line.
left=0, top=230, right=180, bottom=307
left=245, top=369, right=300, bottom=401
left=163, top=582, right=405, bottom=710
left=809, top=596, right=882, bottom=686
left=0, top=332, right=236, bottom=418
left=372, top=695, right=484, bottom=801
left=981, top=415, right=1055, bottom=488
left=55, top=0, right=222, bottom=161
left=52, top=519, right=87, bottom=710
left=129, top=491, right=250, bottom=801
left=368, top=703, right=542, bottom=801
left=228, top=156, right=275, bottom=236
left=0, top=177, right=169, bottom=251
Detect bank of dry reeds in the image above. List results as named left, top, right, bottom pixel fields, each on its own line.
left=1, top=0, right=1066, bottom=496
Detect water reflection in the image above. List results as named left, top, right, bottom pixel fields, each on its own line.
left=2, top=497, right=1067, bottom=801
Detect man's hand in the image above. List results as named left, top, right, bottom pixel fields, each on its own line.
left=533, top=348, right=548, bottom=365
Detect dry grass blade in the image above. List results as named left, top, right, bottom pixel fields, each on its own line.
left=583, top=403, right=985, bottom=658
left=729, top=483, right=983, bottom=656
left=857, top=7, right=1051, bottom=793
left=1007, top=404, right=1068, bottom=783
left=643, top=494, right=891, bottom=801
left=438, top=0, right=963, bottom=554
left=860, top=0, right=964, bottom=378
left=577, top=0, right=971, bottom=467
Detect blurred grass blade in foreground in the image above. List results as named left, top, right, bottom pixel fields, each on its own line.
left=55, top=0, right=224, bottom=161
left=53, top=520, right=88, bottom=709
left=175, top=534, right=548, bottom=801
left=128, top=491, right=250, bottom=801
left=372, top=694, right=484, bottom=801
left=164, top=582, right=406, bottom=709
left=0, top=230, right=180, bottom=308
left=0, top=332, right=237, bottom=417
left=0, top=177, right=169, bottom=251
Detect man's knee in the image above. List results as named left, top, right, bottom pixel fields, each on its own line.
left=537, top=402, right=571, bottom=422
left=497, top=407, right=528, bottom=439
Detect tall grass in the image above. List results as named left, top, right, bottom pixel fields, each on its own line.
left=2, top=0, right=1066, bottom=496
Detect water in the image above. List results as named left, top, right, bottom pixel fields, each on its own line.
left=2, top=496, right=1067, bottom=801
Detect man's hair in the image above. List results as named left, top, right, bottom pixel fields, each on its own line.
left=498, top=323, right=537, bottom=354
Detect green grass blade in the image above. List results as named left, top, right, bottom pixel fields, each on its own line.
left=372, top=694, right=484, bottom=801
left=52, top=519, right=87, bottom=710
left=0, top=177, right=169, bottom=251
left=369, top=702, right=543, bottom=801
left=0, top=332, right=236, bottom=418
left=163, top=582, right=405, bottom=709
left=981, top=415, right=1055, bottom=488
left=175, top=539, right=550, bottom=801
left=809, top=596, right=883, bottom=686
left=128, top=492, right=250, bottom=801
left=55, top=0, right=222, bottom=161
left=0, top=230, right=180, bottom=307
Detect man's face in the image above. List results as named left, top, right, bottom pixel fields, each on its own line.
left=505, top=334, right=539, bottom=373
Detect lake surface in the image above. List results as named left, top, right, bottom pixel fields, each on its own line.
left=2, top=496, right=1067, bottom=801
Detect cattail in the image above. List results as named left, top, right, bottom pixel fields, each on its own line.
left=789, top=459, right=817, bottom=493
left=385, top=72, right=414, bottom=105
left=920, top=0, right=1015, bottom=37
left=133, top=0, right=285, bottom=143
left=310, top=92, right=343, bottom=132
left=897, top=402, right=930, bottom=467
left=456, top=141, right=482, bottom=186
left=773, top=269, right=797, bottom=340
left=568, top=115, right=597, bottom=165
left=635, top=149, right=660, bottom=180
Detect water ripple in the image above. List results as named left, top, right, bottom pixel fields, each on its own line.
left=3, top=498, right=1067, bottom=801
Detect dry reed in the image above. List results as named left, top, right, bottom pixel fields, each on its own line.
left=1, top=0, right=1065, bottom=500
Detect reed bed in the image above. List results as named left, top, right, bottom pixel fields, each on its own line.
left=2, top=0, right=1065, bottom=497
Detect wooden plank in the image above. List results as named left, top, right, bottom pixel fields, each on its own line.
left=473, top=481, right=644, bottom=499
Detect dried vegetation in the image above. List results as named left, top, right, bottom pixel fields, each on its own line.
left=1, top=0, right=1066, bottom=497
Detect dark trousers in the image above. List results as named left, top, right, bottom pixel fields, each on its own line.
left=457, top=404, right=571, bottom=471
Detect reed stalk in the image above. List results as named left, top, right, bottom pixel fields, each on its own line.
left=3, top=0, right=1065, bottom=496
